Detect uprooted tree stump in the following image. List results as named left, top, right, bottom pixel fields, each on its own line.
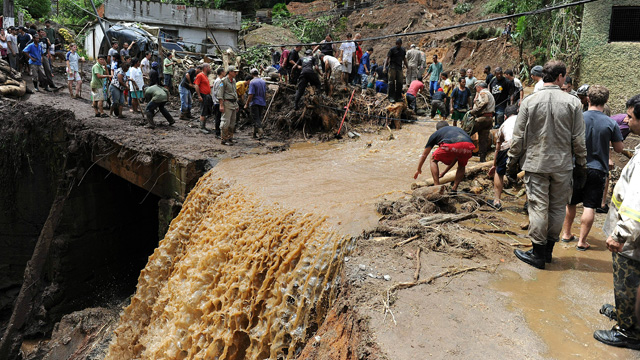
left=0, top=59, right=26, bottom=97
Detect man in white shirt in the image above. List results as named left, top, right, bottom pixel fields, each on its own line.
left=489, top=105, right=518, bottom=209
left=531, top=65, right=544, bottom=93
left=337, top=33, right=355, bottom=86
left=141, top=52, right=151, bottom=82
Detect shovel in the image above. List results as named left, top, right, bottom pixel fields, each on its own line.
left=336, top=88, right=356, bottom=139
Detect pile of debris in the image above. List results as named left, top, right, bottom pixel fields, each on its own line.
left=0, top=59, right=26, bottom=97
left=255, top=82, right=422, bottom=140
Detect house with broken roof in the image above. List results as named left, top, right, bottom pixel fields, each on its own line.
left=83, top=0, right=241, bottom=59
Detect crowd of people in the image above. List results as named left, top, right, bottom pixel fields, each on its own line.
left=415, top=59, right=640, bottom=351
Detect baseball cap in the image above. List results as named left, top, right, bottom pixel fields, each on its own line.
left=531, top=65, right=543, bottom=77
left=305, top=49, right=312, bottom=55
left=227, top=65, right=237, bottom=72
left=151, top=61, right=158, bottom=68
left=250, top=68, right=259, bottom=75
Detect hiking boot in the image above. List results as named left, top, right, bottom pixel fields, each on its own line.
left=545, top=240, right=556, bottom=263
left=514, top=243, right=545, bottom=269
left=44, top=86, right=52, bottom=92
left=179, top=112, right=188, bottom=120
left=186, top=110, right=194, bottom=119
left=599, top=304, right=617, bottom=321
left=145, top=111, right=156, bottom=128
left=594, top=326, right=640, bottom=350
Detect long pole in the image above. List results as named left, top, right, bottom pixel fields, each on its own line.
left=88, top=0, right=111, bottom=49
left=337, top=88, right=356, bottom=136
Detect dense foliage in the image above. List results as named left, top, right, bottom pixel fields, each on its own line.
left=483, top=0, right=583, bottom=73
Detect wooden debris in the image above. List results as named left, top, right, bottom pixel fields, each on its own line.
left=393, top=235, right=419, bottom=248
left=387, top=264, right=496, bottom=293
left=418, top=213, right=477, bottom=227
left=411, top=161, right=494, bottom=189
left=413, top=248, right=421, bottom=281
left=0, top=59, right=26, bottom=97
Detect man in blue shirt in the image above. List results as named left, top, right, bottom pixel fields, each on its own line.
left=358, top=47, right=373, bottom=91
left=561, top=85, right=624, bottom=250
left=23, top=34, right=51, bottom=92
left=245, top=68, right=267, bottom=139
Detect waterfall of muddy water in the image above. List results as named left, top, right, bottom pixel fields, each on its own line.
left=106, top=123, right=438, bottom=359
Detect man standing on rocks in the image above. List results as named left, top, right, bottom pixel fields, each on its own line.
left=163, top=52, right=176, bottom=92
left=594, top=95, right=640, bottom=350
left=385, top=38, right=407, bottom=103
left=507, top=60, right=587, bottom=269
left=426, top=54, right=442, bottom=96
left=338, top=33, right=355, bottom=86
left=561, top=85, right=623, bottom=251
left=217, top=65, right=239, bottom=146
left=405, top=44, right=422, bottom=85
left=293, top=49, right=321, bottom=110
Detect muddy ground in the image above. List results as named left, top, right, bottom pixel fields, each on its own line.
left=8, top=60, right=640, bottom=360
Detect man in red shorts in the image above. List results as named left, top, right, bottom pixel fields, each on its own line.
left=414, top=121, right=476, bottom=191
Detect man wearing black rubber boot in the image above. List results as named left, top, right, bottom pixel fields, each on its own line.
left=593, top=97, right=640, bottom=350
left=506, top=60, right=586, bottom=269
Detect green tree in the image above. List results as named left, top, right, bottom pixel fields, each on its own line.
left=17, top=0, right=51, bottom=19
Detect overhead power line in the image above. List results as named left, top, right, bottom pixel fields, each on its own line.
left=259, top=0, right=597, bottom=48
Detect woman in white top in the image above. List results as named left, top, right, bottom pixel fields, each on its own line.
left=128, top=57, right=145, bottom=113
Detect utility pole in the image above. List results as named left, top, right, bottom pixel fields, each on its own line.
left=3, top=0, right=15, bottom=28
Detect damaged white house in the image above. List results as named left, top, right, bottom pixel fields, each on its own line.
left=84, top=0, right=241, bottom=59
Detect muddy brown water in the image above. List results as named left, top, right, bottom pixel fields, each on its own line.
left=106, top=118, right=638, bottom=359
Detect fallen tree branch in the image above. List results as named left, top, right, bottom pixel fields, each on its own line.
left=392, top=235, right=419, bottom=248
left=470, top=228, right=518, bottom=235
left=387, top=264, right=496, bottom=294
left=418, top=213, right=477, bottom=226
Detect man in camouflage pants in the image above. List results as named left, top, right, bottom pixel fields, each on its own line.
left=594, top=95, right=640, bottom=350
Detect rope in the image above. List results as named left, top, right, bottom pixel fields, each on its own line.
left=258, top=0, right=596, bottom=48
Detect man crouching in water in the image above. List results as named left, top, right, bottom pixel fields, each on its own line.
left=414, top=121, right=476, bottom=192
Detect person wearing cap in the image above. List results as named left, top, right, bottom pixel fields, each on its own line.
left=293, top=49, right=322, bottom=110
left=245, top=68, right=267, bottom=139
left=149, top=61, right=160, bottom=86
left=143, top=84, right=175, bottom=128
left=467, top=81, right=495, bottom=162
left=405, top=44, right=422, bottom=85
left=91, top=55, right=112, bottom=118
left=430, top=87, right=447, bottom=120
left=385, top=38, right=407, bottom=103
left=531, top=65, right=544, bottom=93
left=507, top=60, right=587, bottom=269
left=425, top=54, right=442, bottom=97
left=216, top=65, right=239, bottom=145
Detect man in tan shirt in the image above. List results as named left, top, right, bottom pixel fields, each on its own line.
left=216, top=66, right=239, bottom=145
left=507, top=60, right=587, bottom=269
left=468, top=81, right=495, bottom=162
